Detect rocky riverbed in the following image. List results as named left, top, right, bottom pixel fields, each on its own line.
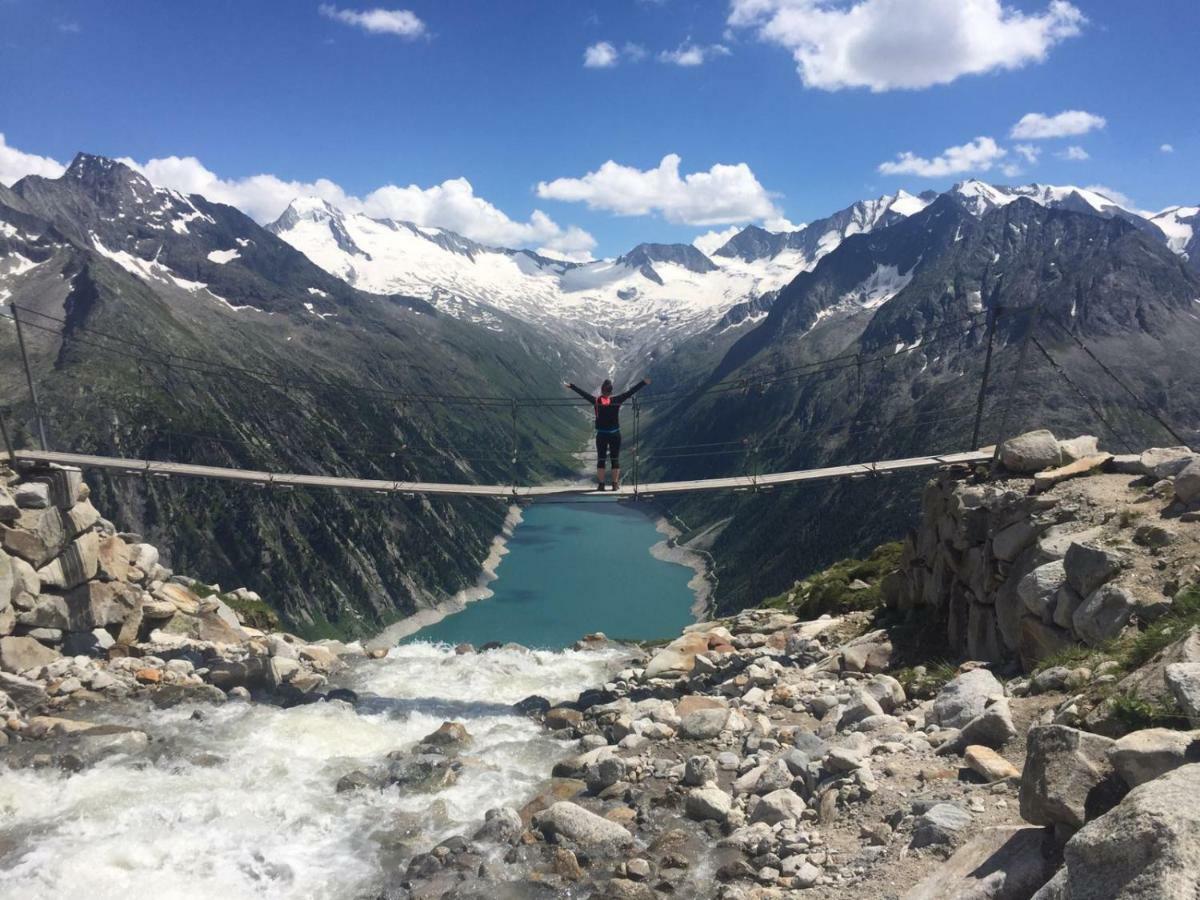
left=3, top=435, right=1200, bottom=898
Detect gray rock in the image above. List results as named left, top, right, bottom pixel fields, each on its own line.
left=994, top=520, right=1039, bottom=562
left=35, top=531, right=101, bottom=591
left=1052, top=763, right=1200, bottom=899
left=585, top=755, right=627, bottom=793
left=902, top=826, right=1056, bottom=900
left=1073, top=584, right=1137, bottom=647
left=824, top=745, right=865, bottom=774
left=14, top=482, right=50, bottom=509
left=0, top=634, right=60, bottom=673
left=1000, top=430, right=1062, bottom=474
left=0, top=670, right=48, bottom=709
left=912, top=803, right=972, bottom=848
left=1176, top=459, right=1200, bottom=506
left=1139, top=446, right=1196, bottom=479
left=931, top=669, right=1005, bottom=730
left=684, top=754, right=717, bottom=786
left=679, top=707, right=729, bottom=739
left=1019, top=562, right=1066, bottom=623
left=534, top=801, right=633, bottom=847
left=473, top=806, right=524, bottom=844
left=749, top=788, right=806, bottom=825
left=1108, top=728, right=1200, bottom=788
left=1052, top=584, right=1084, bottom=631
left=1064, top=542, right=1125, bottom=597
left=1164, top=663, right=1200, bottom=726
left=838, top=690, right=884, bottom=729
left=685, top=786, right=732, bottom=822
left=1058, top=436, right=1099, bottom=463
left=955, top=697, right=1018, bottom=750
left=1020, top=725, right=1125, bottom=829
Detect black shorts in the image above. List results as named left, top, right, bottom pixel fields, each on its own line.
left=596, top=431, right=621, bottom=467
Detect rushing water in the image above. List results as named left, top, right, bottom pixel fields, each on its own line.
left=407, top=502, right=700, bottom=649
left=0, top=643, right=627, bottom=900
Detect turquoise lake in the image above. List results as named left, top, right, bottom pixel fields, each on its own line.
left=405, top=502, right=699, bottom=649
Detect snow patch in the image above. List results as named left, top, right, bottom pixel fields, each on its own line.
left=840, top=264, right=914, bottom=310
left=206, top=248, right=240, bottom=264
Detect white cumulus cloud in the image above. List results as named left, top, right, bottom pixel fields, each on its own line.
left=1013, top=143, right=1041, bottom=164
left=727, top=0, right=1084, bottom=91
left=536, top=154, right=785, bottom=227
left=0, top=133, right=67, bottom=186
left=658, top=42, right=732, bottom=66
left=584, top=41, right=647, bottom=67
left=318, top=4, right=426, bottom=38
left=878, top=136, right=1006, bottom=178
left=1160, top=143, right=1175, bottom=154
left=1058, top=145, right=1089, bottom=161
left=1010, top=109, right=1105, bottom=139
left=584, top=41, right=620, bottom=67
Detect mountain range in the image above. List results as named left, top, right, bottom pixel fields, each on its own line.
left=2, top=155, right=1198, bottom=628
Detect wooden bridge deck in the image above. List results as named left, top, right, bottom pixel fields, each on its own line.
left=1, top=448, right=994, bottom=501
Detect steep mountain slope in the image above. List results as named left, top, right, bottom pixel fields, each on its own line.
left=643, top=197, right=1200, bottom=610
left=266, top=195, right=918, bottom=374
left=0, top=154, right=589, bottom=637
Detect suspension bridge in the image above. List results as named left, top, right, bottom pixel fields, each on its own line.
left=0, top=446, right=996, bottom=501
left=0, top=302, right=1190, bottom=503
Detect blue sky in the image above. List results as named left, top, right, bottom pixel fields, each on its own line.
left=0, top=0, right=1196, bottom=258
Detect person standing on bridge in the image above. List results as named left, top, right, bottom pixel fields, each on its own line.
left=564, top=377, right=650, bottom=491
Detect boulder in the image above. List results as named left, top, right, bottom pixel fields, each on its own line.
left=1018, top=617, right=1074, bottom=671
left=95, top=535, right=131, bottom=582
left=1176, top=459, right=1200, bottom=506
left=1063, top=542, right=1125, bottom=598
left=0, top=670, right=48, bottom=709
left=421, top=721, right=473, bottom=750
left=931, top=669, right=1005, bottom=730
left=2, top=507, right=66, bottom=567
left=585, top=755, right=626, bottom=793
left=35, top=531, right=100, bottom=591
left=63, top=500, right=100, bottom=537
left=0, top=634, right=61, bottom=673
left=999, top=430, right=1062, bottom=474
left=1019, top=562, right=1066, bottom=622
left=679, top=707, right=730, bottom=739
left=1051, top=763, right=1200, bottom=899
left=1164, top=663, right=1200, bottom=726
left=1108, top=728, right=1200, bottom=788
left=14, top=482, right=50, bottom=509
left=1073, top=584, right=1137, bottom=647
left=1051, top=584, right=1084, bottom=632
left=955, top=697, right=1018, bottom=750
left=684, top=754, right=717, bottom=787
left=685, top=786, right=732, bottom=822
left=473, top=807, right=524, bottom=844
left=63, top=581, right=139, bottom=629
left=993, top=520, right=1039, bottom=562
left=841, top=638, right=894, bottom=673
left=964, top=746, right=1021, bottom=781
left=912, top=803, right=972, bottom=848
left=748, top=788, right=806, bottom=826
left=902, top=826, right=1055, bottom=900
left=642, top=632, right=710, bottom=679
left=1020, top=725, right=1125, bottom=830
left=0, top=485, right=18, bottom=521
left=1138, top=446, right=1196, bottom=479
left=533, top=801, right=633, bottom=847
left=1058, top=436, right=1100, bottom=462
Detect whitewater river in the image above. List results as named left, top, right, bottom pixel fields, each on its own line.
left=0, top=644, right=629, bottom=899
left=0, top=503, right=701, bottom=899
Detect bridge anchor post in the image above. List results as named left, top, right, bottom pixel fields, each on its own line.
left=11, top=305, right=48, bottom=451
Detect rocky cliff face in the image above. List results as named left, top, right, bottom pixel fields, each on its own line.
left=896, top=431, right=1200, bottom=672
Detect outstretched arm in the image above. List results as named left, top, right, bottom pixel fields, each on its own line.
left=565, top=382, right=595, bottom=403
left=614, top=378, right=650, bottom=403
